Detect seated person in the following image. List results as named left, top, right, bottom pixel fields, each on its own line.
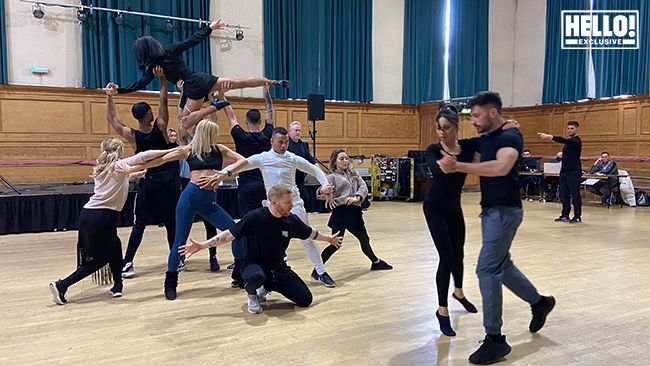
left=518, top=149, right=540, bottom=197
left=543, top=152, right=562, bottom=201
left=587, top=151, right=618, bottom=203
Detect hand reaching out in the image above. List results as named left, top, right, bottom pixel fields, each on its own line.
left=210, top=19, right=225, bottom=30
left=537, top=132, right=553, bottom=141
left=105, top=82, right=118, bottom=96
left=328, top=231, right=343, bottom=248
left=153, top=65, right=166, bottom=79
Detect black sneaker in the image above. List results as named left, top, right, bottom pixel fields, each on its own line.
left=231, top=279, right=244, bottom=289
left=554, top=216, right=570, bottom=222
left=530, top=296, right=555, bottom=333
left=209, top=256, right=220, bottom=272
left=49, top=281, right=67, bottom=305
left=272, top=80, right=293, bottom=88
left=312, top=270, right=336, bottom=288
left=468, top=335, right=512, bottom=365
left=109, top=283, right=123, bottom=298
left=227, top=263, right=235, bottom=272
left=311, top=268, right=319, bottom=281
left=370, top=260, right=393, bottom=271
left=210, top=99, right=231, bottom=110
left=569, top=217, right=582, bottom=224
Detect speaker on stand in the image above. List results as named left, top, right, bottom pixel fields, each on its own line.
left=307, top=94, right=326, bottom=169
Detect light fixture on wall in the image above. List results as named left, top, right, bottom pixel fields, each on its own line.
left=32, top=3, right=45, bottom=18
left=114, top=11, right=124, bottom=25
left=235, top=28, right=244, bottom=41
left=165, top=18, right=173, bottom=32
left=77, top=9, right=89, bottom=22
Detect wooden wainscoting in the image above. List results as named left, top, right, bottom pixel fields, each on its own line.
left=0, top=85, right=419, bottom=184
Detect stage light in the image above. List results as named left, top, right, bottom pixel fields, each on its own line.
left=77, top=9, right=88, bottom=22
left=165, top=18, right=173, bottom=32
left=32, top=4, right=44, bottom=19
left=235, top=29, right=244, bottom=41
left=114, top=11, right=124, bottom=25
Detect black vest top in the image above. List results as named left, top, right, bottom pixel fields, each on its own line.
left=134, top=124, right=173, bottom=179
left=187, top=146, right=223, bottom=171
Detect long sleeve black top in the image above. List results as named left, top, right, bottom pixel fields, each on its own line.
left=552, top=135, right=582, bottom=172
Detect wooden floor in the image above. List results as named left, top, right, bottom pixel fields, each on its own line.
left=1, top=193, right=649, bottom=365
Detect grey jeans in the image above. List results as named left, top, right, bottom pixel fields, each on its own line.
left=478, top=206, right=541, bottom=335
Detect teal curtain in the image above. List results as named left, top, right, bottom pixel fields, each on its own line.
left=592, top=0, right=650, bottom=97
left=264, top=0, right=373, bottom=102
left=81, top=0, right=210, bottom=90
left=448, top=0, right=489, bottom=99
left=542, top=0, right=590, bottom=104
left=0, top=0, right=8, bottom=84
left=402, top=0, right=446, bottom=104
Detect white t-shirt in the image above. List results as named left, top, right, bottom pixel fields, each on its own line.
left=224, top=149, right=328, bottom=205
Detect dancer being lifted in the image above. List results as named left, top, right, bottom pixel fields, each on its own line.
left=113, top=19, right=291, bottom=128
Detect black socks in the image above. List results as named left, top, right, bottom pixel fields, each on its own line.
left=453, top=293, right=478, bottom=313
left=436, top=311, right=456, bottom=336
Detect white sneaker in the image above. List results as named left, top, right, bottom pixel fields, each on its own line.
left=121, top=262, right=135, bottom=278
left=247, top=294, right=263, bottom=314
left=256, top=286, right=271, bottom=303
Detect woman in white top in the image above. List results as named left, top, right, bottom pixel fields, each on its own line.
left=49, top=137, right=171, bottom=305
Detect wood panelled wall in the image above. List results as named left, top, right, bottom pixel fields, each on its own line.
left=0, top=85, right=420, bottom=184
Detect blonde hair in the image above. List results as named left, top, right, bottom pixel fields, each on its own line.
left=329, top=148, right=358, bottom=177
left=190, top=119, right=220, bottom=161
left=93, top=137, right=124, bottom=179
left=288, top=121, right=301, bottom=131
left=267, top=184, right=294, bottom=201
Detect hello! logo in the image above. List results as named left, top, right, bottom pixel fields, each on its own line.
left=561, top=10, right=639, bottom=49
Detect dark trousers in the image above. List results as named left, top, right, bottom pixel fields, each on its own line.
left=60, top=209, right=123, bottom=291
left=559, top=170, right=582, bottom=218
left=123, top=178, right=179, bottom=265
left=423, top=200, right=465, bottom=307
left=241, top=261, right=312, bottom=307
left=320, top=206, right=378, bottom=264
left=232, top=182, right=267, bottom=282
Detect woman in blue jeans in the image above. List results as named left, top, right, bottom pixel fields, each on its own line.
left=129, top=119, right=245, bottom=300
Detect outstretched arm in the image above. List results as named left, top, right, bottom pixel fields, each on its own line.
left=105, top=84, right=136, bottom=149
left=263, top=83, right=274, bottom=126
left=154, top=66, right=169, bottom=139
left=179, top=230, right=236, bottom=258
left=116, top=68, right=156, bottom=94
left=130, top=146, right=189, bottom=172
left=166, top=20, right=223, bottom=55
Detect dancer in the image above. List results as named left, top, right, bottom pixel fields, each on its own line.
left=287, top=121, right=317, bottom=200
left=180, top=184, right=342, bottom=314
left=48, top=138, right=172, bottom=305
left=114, top=20, right=290, bottom=127
left=125, top=119, right=246, bottom=300
left=198, top=128, right=338, bottom=288
left=423, top=104, right=479, bottom=337
left=538, top=121, right=583, bottom=223
left=318, top=148, right=392, bottom=271
left=105, top=72, right=179, bottom=278
left=438, top=91, right=555, bottom=365
left=177, top=84, right=275, bottom=286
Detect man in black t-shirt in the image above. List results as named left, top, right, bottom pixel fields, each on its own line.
left=179, top=184, right=341, bottom=314
left=439, top=91, right=555, bottom=365
left=538, top=120, right=583, bottom=223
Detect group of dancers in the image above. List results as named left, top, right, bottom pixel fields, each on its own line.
left=46, top=20, right=554, bottom=365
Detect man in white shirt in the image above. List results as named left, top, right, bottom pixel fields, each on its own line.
left=199, top=127, right=337, bottom=287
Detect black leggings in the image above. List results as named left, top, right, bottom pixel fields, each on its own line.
left=423, top=200, right=465, bottom=307
left=321, top=206, right=378, bottom=264
left=559, top=170, right=582, bottom=218
left=123, top=178, right=179, bottom=264
left=60, top=209, right=123, bottom=291
left=241, top=261, right=312, bottom=307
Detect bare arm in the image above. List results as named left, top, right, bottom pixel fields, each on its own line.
left=217, top=144, right=245, bottom=163
left=179, top=230, right=236, bottom=258
left=105, top=85, right=136, bottom=148
left=310, top=228, right=343, bottom=248
left=263, top=84, right=274, bottom=126
left=132, top=147, right=189, bottom=171
left=154, top=66, right=169, bottom=139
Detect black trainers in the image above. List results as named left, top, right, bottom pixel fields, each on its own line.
left=49, top=281, right=67, bottom=305
left=469, top=335, right=512, bottom=365
left=569, top=217, right=582, bottom=224
left=530, top=295, right=555, bottom=333
left=210, top=99, right=231, bottom=110
left=209, top=256, right=220, bottom=272
left=370, top=260, right=393, bottom=270
left=109, top=283, right=123, bottom=298
left=272, top=80, right=293, bottom=88
left=231, top=279, right=244, bottom=289
left=554, top=215, right=570, bottom=222
left=311, top=269, right=336, bottom=287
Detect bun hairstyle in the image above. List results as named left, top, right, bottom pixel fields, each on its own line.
left=435, top=103, right=460, bottom=129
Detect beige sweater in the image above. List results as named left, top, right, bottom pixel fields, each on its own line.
left=319, top=170, right=368, bottom=207
left=84, top=150, right=163, bottom=211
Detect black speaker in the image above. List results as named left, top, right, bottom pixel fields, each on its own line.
left=307, top=94, right=325, bottom=121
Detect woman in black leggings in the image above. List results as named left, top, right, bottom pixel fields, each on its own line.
left=424, top=104, right=479, bottom=336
